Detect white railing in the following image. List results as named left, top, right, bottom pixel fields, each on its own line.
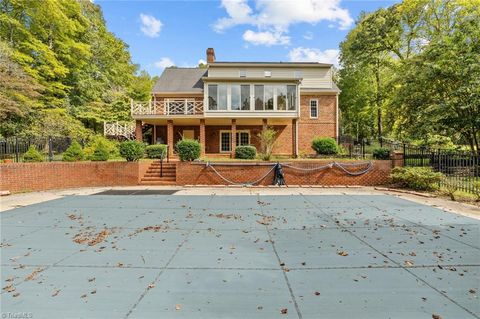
left=131, top=99, right=204, bottom=116
left=104, top=122, right=135, bottom=140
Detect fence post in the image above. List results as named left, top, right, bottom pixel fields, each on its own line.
left=48, top=136, right=53, bottom=161
left=403, top=143, right=406, bottom=166
left=15, top=136, right=19, bottom=162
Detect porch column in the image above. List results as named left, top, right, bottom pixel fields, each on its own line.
left=199, top=119, right=206, bottom=157
left=135, top=120, right=142, bottom=142
left=292, top=119, right=298, bottom=157
left=231, top=119, right=237, bottom=157
left=262, top=118, right=268, bottom=131
left=153, top=124, right=157, bottom=144
left=167, top=120, right=174, bottom=157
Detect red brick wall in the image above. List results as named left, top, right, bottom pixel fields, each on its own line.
left=298, top=94, right=337, bottom=155
left=176, top=160, right=391, bottom=186
left=0, top=162, right=149, bottom=193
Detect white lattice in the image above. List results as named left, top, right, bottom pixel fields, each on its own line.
left=130, top=99, right=203, bottom=116
left=104, top=122, right=135, bottom=139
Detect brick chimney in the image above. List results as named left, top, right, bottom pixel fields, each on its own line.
left=206, top=48, right=215, bottom=63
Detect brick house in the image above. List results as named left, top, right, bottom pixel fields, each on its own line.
left=132, top=48, right=339, bottom=158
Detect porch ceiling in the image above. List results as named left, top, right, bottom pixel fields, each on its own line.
left=142, top=118, right=294, bottom=126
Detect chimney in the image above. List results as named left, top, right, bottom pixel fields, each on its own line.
left=206, top=48, right=215, bottom=63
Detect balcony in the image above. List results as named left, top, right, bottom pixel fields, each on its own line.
left=131, top=99, right=204, bottom=116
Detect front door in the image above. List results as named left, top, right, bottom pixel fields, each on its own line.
left=220, top=131, right=231, bottom=153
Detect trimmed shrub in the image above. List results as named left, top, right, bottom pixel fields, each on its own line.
left=145, top=144, right=168, bottom=159
left=372, top=147, right=390, bottom=160
left=473, top=181, right=480, bottom=201
left=62, top=140, right=84, bottom=162
left=312, top=137, right=339, bottom=155
left=390, top=167, right=443, bottom=191
left=23, top=145, right=44, bottom=162
left=176, top=139, right=201, bottom=161
left=84, top=136, right=120, bottom=160
left=235, top=145, right=256, bottom=159
left=119, top=141, right=145, bottom=162
left=91, top=142, right=109, bottom=161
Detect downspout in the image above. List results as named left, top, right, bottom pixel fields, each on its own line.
left=336, top=94, right=339, bottom=140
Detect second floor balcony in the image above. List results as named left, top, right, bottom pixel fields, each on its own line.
left=131, top=99, right=204, bottom=116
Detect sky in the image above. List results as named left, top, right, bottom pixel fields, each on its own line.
left=96, top=0, right=399, bottom=76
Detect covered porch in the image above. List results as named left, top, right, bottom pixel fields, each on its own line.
left=136, top=118, right=298, bottom=158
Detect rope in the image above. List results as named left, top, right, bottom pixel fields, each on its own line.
left=334, top=161, right=374, bottom=176
left=206, top=162, right=276, bottom=186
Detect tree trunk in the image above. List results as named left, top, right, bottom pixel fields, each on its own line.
left=375, top=61, right=382, bottom=140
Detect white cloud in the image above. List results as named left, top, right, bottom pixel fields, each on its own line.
left=198, top=59, right=207, bottom=65
left=140, top=14, right=162, bottom=38
left=288, top=47, right=339, bottom=66
left=243, top=30, right=290, bottom=46
left=154, top=57, right=175, bottom=69
left=213, top=0, right=353, bottom=46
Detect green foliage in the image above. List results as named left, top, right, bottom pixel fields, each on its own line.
left=390, top=167, right=443, bottom=191
left=176, top=139, right=201, bottom=161
left=23, top=145, right=43, bottom=162
left=258, top=127, right=277, bottom=161
left=473, top=181, right=480, bottom=202
left=62, top=140, right=84, bottom=162
left=235, top=145, right=256, bottom=159
left=91, top=142, right=109, bottom=161
left=84, top=135, right=119, bottom=160
left=372, top=147, right=390, bottom=160
left=119, top=141, right=145, bottom=162
left=312, top=137, right=339, bottom=155
left=145, top=144, right=168, bottom=159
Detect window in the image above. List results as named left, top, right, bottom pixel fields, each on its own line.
left=287, top=85, right=296, bottom=110
left=208, top=85, right=217, bottom=110
left=294, top=70, right=302, bottom=78
left=264, top=70, right=271, bottom=77
left=236, top=132, right=250, bottom=146
left=231, top=85, right=241, bottom=110
left=310, top=99, right=318, bottom=118
left=239, top=70, right=246, bottom=77
left=264, top=85, right=274, bottom=110
left=276, top=85, right=287, bottom=110
left=254, top=85, right=264, bottom=110
left=218, top=84, right=227, bottom=110
left=240, top=85, right=250, bottom=110
left=220, top=132, right=231, bottom=152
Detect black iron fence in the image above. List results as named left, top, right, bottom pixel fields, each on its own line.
left=402, top=143, right=479, bottom=195
left=338, top=135, right=366, bottom=159
left=0, top=136, right=83, bottom=162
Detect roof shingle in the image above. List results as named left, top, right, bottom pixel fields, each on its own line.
left=153, top=68, right=207, bottom=93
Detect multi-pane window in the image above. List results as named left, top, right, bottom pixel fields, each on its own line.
left=208, top=85, right=217, bottom=110
left=264, top=70, right=271, bottom=77
left=218, top=84, right=227, bottom=110
left=231, top=85, right=241, bottom=110
left=310, top=99, right=318, bottom=118
left=264, top=85, right=274, bottom=110
left=254, top=85, right=264, bottom=110
left=239, top=70, right=246, bottom=77
left=236, top=132, right=249, bottom=146
left=276, top=85, right=287, bottom=110
left=220, top=132, right=231, bottom=152
left=220, top=131, right=250, bottom=152
left=287, top=85, right=296, bottom=110
left=240, top=85, right=250, bottom=110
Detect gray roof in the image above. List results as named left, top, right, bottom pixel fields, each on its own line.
left=153, top=68, right=207, bottom=93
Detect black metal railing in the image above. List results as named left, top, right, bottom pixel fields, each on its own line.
left=0, top=136, right=83, bottom=162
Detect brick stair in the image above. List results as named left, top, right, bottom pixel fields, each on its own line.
left=140, top=161, right=176, bottom=185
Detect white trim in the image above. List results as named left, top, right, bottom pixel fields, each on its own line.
left=335, top=94, right=339, bottom=139
left=309, top=99, right=319, bottom=119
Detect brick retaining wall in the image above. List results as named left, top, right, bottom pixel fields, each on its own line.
left=0, top=162, right=150, bottom=193
left=176, top=160, right=392, bottom=186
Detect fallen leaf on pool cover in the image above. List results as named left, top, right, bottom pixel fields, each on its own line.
left=175, top=304, right=182, bottom=310
left=314, top=291, right=321, bottom=296
left=25, top=267, right=45, bottom=281
left=337, top=251, right=349, bottom=257
left=52, top=289, right=60, bottom=297
left=280, top=308, right=288, bottom=314
left=3, top=284, right=15, bottom=293
left=12, top=292, right=20, bottom=297
left=88, top=277, right=95, bottom=282
left=469, top=289, right=476, bottom=294
left=432, top=314, right=442, bottom=319
left=81, top=294, right=87, bottom=298
left=404, top=260, right=414, bottom=267
left=148, top=283, right=155, bottom=289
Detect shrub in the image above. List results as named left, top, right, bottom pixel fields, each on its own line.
left=84, top=136, right=119, bottom=160
left=372, top=147, right=390, bottom=160
left=176, top=139, right=201, bottom=161
left=91, top=142, right=109, bottom=161
left=235, top=145, right=256, bottom=159
left=312, top=137, right=339, bottom=155
left=145, top=144, right=168, bottom=159
left=390, top=167, right=443, bottom=191
left=62, top=140, right=84, bottom=162
left=119, top=141, right=145, bottom=161
left=258, top=127, right=277, bottom=161
left=473, top=181, right=480, bottom=202
left=23, top=145, right=43, bottom=162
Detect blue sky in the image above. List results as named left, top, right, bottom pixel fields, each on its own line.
left=97, top=0, right=398, bottom=76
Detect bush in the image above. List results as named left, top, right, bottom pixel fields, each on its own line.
left=235, top=145, right=256, bottom=159
left=473, top=181, right=480, bottom=202
left=176, top=139, right=201, bottom=161
left=84, top=136, right=119, bottom=160
left=372, top=147, right=390, bottom=160
left=23, top=145, right=43, bottom=162
left=91, top=142, right=109, bottom=161
left=119, top=140, right=145, bottom=162
left=390, top=167, right=443, bottom=191
left=62, top=140, right=84, bottom=162
left=258, top=127, right=277, bottom=161
left=312, top=137, right=339, bottom=155
left=145, top=144, right=168, bottom=159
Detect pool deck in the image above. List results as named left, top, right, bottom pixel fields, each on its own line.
left=1, top=189, right=479, bottom=318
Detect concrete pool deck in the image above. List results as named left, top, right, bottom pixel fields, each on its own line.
left=1, top=189, right=479, bottom=318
